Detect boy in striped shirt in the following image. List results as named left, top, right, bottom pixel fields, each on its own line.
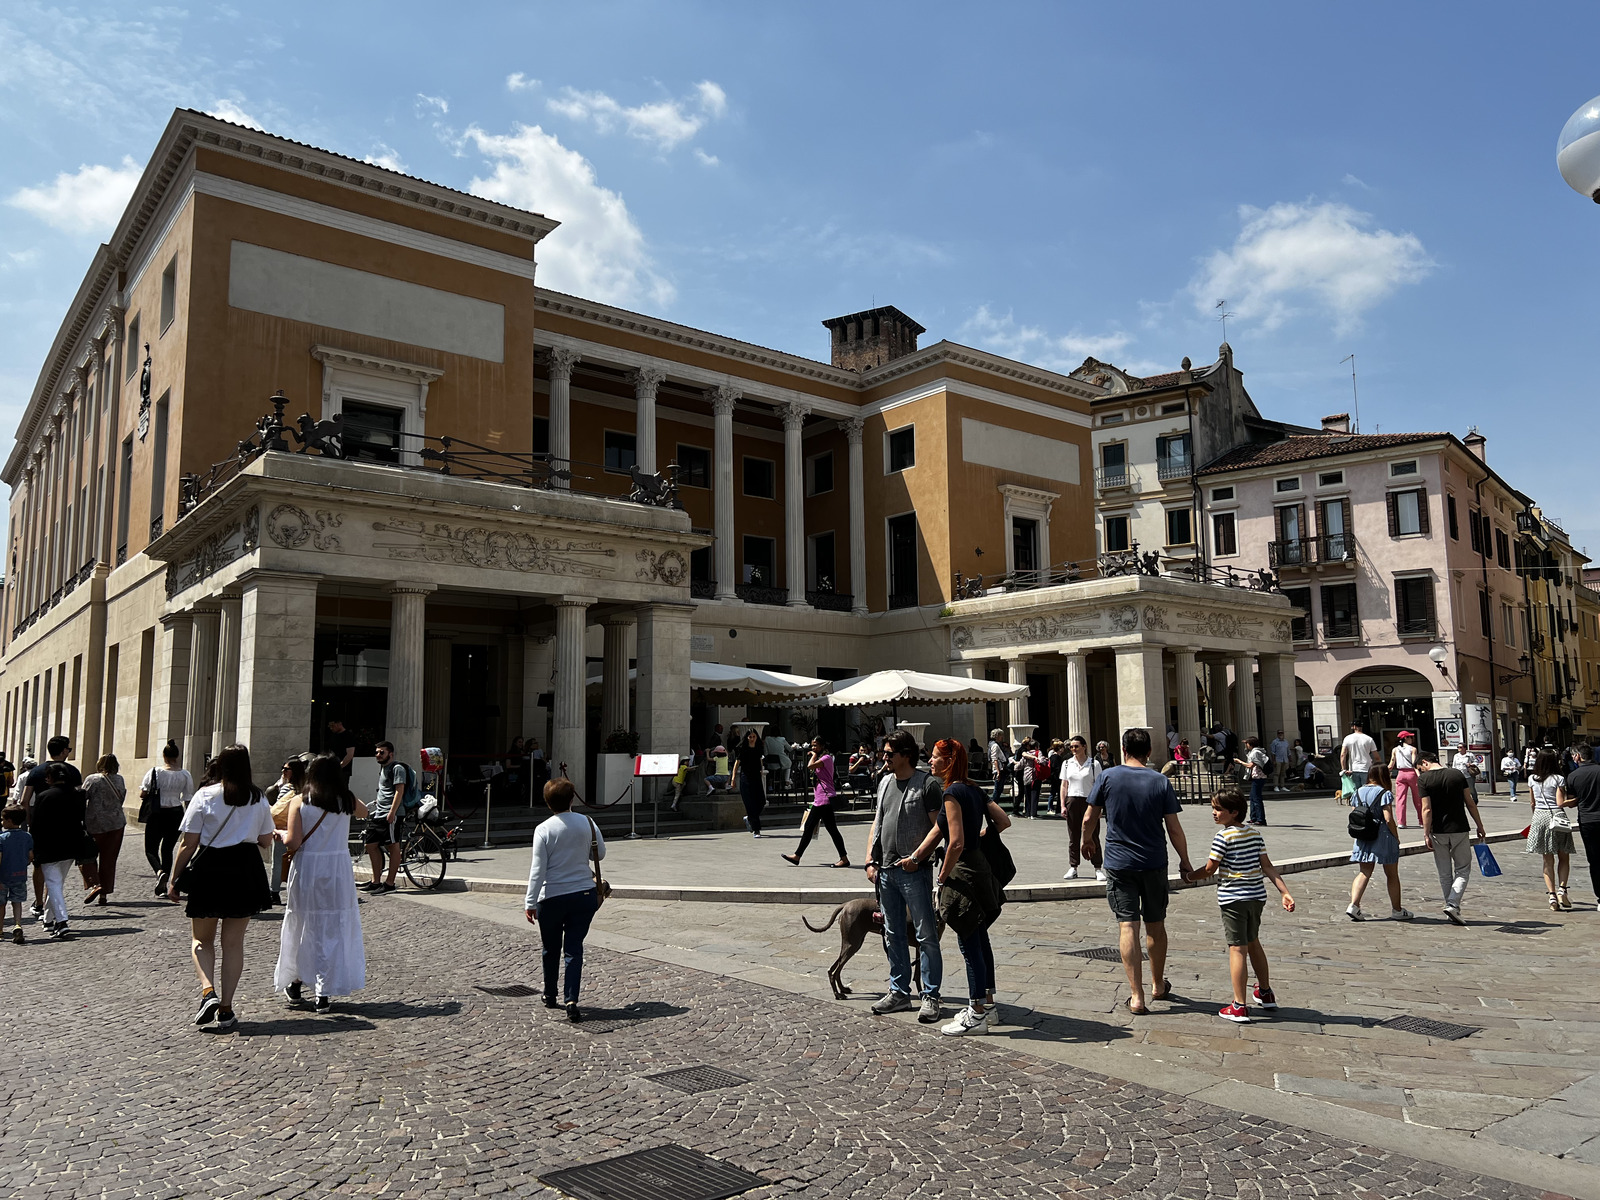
left=1186, top=789, right=1295, bottom=1023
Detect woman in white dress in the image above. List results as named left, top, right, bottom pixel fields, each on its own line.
left=275, top=754, right=368, bottom=1013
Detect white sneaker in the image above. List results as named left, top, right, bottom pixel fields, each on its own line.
left=1391, top=908, right=1413, bottom=921
left=1345, top=904, right=1364, bottom=921
left=984, top=1004, right=999, bottom=1029
left=941, top=1006, right=988, bottom=1036
left=1063, top=867, right=1078, bottom=880
left=1095, top=869, right=1107, bottom=882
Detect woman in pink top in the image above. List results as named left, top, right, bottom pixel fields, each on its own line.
left=782, top=737, right=850, bottom=868
left=1388, top=731, right=1420, bottom=828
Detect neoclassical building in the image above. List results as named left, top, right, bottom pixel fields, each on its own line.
left=1, top=109, right=1291, bottom=790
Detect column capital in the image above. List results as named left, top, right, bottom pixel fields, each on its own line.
left=630, top=365, right=667, bottom=395
left=100, top=304, right=126, bottom=347
left=189, top=600, right=224, bottom=617
left=779, top=401, right=810, bottom=433
left=388, top=582, right=438, bottom=597
left=710, top=385, right=741, bottom=416
left=554, top=594, right=596, bottom=608
left=544, top=346, right=580, bottom=381
left=842, top=416, right=865, bottom=444
left=600, top=612, right=636, bottom=628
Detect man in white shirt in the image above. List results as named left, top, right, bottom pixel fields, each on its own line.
left=1339, top=721, right=1377, bottom=802
left=1451, top=748, right=1481, bottom=802
left=1270, top=730, right=1290, bottom=793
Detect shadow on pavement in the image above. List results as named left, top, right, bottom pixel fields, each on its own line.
left=231, top=1016, right=378, bottom=1036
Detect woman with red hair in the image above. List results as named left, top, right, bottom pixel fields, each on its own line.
left=929, top=737, right=1012, bottom=1036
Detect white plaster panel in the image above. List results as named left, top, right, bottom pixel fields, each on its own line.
left=961, top=417, right=1080, bottom=485
left=227, top=241, right=506, bottom=363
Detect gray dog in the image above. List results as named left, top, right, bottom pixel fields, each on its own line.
left=803, top=897, right=938, bottom=1001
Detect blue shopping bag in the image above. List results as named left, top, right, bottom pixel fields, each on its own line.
left=1474, top=842, right=1503, bottom=878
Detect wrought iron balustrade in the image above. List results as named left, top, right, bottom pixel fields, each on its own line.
left=1156, top=459, right=1192, bottom=482
left=807, top=589, right=853, bottom=612
left=1093, top=465, right=1141, bottom=491
left=735, top=583, right=788, bottom=606
left=1268, top=538, right=1315, bottom=568
left=951, top=542, right=1282, bottom=602
left=888, top=592, right=920, bottom=610
left=689, top=579, right=718, bottom=599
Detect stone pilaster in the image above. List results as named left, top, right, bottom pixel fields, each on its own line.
left=600, top=616, right=633, bottom=736
left=212, top=594, right=243, bottom=750
left=1116, top=646, right=1169, bottom=764
left=183, top=604, right=222, bottom=777
left=235, top=572, right=320, bottom=785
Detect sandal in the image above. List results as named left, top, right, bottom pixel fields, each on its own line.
left=1125, top=997, right=1150, bottom=1016
left=1151, top=979, right=1173, bottom=1001
left=1549, top=891, right=1561, bottom=912
left=1559, top=886, right=1573, bottom=911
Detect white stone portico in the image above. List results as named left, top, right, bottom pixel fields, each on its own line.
left=944, top=575, right=1298, bottom=760
left=145, top=452, right=704, bottom=787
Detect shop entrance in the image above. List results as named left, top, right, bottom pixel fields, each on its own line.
left=1343, top=668, right=1438, bottom=757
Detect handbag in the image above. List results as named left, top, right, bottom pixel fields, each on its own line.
left=979, top=822, right=1016, bottom=889
left=587, top=817, right=612, bottom=907
left=175, top=803, right=240, bottom=894
left=281, top=806, right=328, bottom=872
left=1550, top=806, right=1577, bottom=833
left=137, top=770, right=160, bottom=825
left=1473, top=842, right=1503, bottom=878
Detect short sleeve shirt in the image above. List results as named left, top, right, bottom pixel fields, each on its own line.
left=1564, top=762, right=1600, bottom=825
left=1530, top=775, right=1565, bottom=812
left=1418, top=767, right=1470, bottom=834
left=1087, top=765, right=1180, bottom=872
left=1208, top=824, right=1266, bottom=903
left=178, top=785, right=275, bottom=848
left=26, top=762, right=81, bottom=792
left=0, top=828, right=32, bottom=881
left=1342, top=733, right=1376, bottom=775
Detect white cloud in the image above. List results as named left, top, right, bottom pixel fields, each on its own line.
left=466, top=124, right=673, bottom=308
left=959, top=306, right=1135, bottom=372
left=7, top=157, right=142, bottom=234
left=506, top=73, right=539, bottom=93
left=1341, top=173, right=1371, bottom=190
left=209, top=98, right=263, bottom=130
left=693, top=148, right=720, bottom=168
left=547, top=80, right=728, bottom=152
left=416, top=93, right=449, bottom=115
left=1190, top=201, right=1432, bottom=334
left=363, top=144, right=406, bottom=172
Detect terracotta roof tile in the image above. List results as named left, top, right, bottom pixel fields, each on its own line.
left=1198, top=431, right=1450, bottom=475
left=1134, top=370, right=1184, bottom=389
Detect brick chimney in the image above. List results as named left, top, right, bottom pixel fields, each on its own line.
left=1464, top=426, right=1487, bottom=462
left=822, top=306, right=925, bottom=372
left=1321, top=412, right=1351, bottom=434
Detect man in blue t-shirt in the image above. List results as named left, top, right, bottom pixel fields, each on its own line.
left=1082, top=727, right=1192, bottom=1016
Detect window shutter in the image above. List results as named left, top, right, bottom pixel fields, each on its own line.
left=1340, top=499, right=1352, bottom=539
left=1423, top=578, right=1436, bottom=633
left=1387, top=491, right=1400, bottom=538
left=1393, top=579, right=1406, bottom=627
left=1416, top=488, right=1430, bottom=536
left=1297, top=504, right=1307, bottom=546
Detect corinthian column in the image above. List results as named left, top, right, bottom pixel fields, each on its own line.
left=386, top=583, right=437, bottom=762
left=601, top=615, right=633, bottom=736
left=781, top=402, right=810, bottom=606
left=845, top=418, right=867, bottom=615
left=1174, top=646, right=1203, bottom=751
left=546, top=347, right=579, bottom=490
left=711, top=386, right=739, bottom=601
left=552, top=597, right=592, bottom=779
left=631, top=366, right=665, bottom=476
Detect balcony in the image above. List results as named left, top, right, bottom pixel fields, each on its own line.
left=1397, top=616, right=1436, bottom=639
left=1094, top=465, right=1141, bottom=492
left=1267, top=533, right=1357, bottom=570
left=689, top=578, right=717, bottom=600
left=735, top=583, right=788, bottom=607
left=1156, top=458, right=1192, bottom=483
left=888, top=591, right=920, bottom=610
left=807, top=589, right=854, bottom=612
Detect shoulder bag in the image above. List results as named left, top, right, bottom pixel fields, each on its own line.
left=282, top=805, right=328, bottom=872
left=175, top=802, right=240, bottom=894
left=137, top=769, right=160, bottom=824
left=587, top=817, right=612, bottom=907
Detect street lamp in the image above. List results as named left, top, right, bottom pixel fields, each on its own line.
left=1559, top=93, right=1600, bottom=202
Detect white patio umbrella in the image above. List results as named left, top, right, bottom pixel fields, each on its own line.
left=825, top=669, right=1028, bottom=717
left=585, top=661, right=833, bottom=706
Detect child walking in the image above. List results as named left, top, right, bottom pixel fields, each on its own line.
left=0, top=806, right=34, bottom=943
left=1186, top=789, right=1294, bottom=1023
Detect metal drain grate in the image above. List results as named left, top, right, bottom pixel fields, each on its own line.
left=1379, top=1014, right=1481, bottom=1041
left=1065, top=946, right=1140, bottom=963
left=540, top=1144, right=768, bottom=1200
left=475, top=984, right=541, bottom=998
left=648, top=1066, right=750, bottom=1095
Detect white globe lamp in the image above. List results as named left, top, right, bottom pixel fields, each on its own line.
left=1558, top=94, right=1600, bottom=202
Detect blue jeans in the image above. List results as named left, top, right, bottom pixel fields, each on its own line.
left=536, top=888, right=597, bottom=1004
left=878, top=864, right=942, bottom=998
left=957, top=916, right=995, bottom=1003
left=990, top=774, right=1007, bottom=808
left=1249, top=778, right=1266, bottom=824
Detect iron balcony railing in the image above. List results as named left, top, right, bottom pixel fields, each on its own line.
left=735, top=583, right=788, bottom=607
left=175, top=390, right=686, bottom=524
left=1397, top=616, right=1436, bottom=639
left=1093, top=464, right=1141, bottom=491
left=1268, top=534, right=1356, bottom=569
left=689, top=579, right=718, bottom=599
left=1156, top=458, right=1192, bottom=482
left=807, top=589, right=854, bottom=612
left=952, top=542, right=1283, bottom=601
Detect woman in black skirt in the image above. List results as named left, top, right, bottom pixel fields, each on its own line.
left=167, top=744, right=275, bottom=1031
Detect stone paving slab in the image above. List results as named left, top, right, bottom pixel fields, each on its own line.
left=5, top=856, right=1591, bottom=1200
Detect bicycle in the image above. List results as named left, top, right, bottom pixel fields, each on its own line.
left=400, top=816, right=450, bottom=890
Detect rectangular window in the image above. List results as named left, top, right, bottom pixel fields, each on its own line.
left=341, top=400, right=405, bottom=464
left=1275, top=476, right=1301, bottom=493
left=676, top=444, right=710, bottom=488
left=102, top=644, right=119, bottom=752
left=1468, top=507, right=1482, bottom=552
left=1503, top=603, right=1517, bottom=647
left=1012, top=517, right=1039, bottom=573
left=1102, top=514, right=1131, bottom=553
left=148, top=392, right=169, bottom=536
left=1321, top=583, right=1359, bottom=640
left=1165, top=507, right=1192, bottom=546
left=807, top=451, right=834, bottom=496
left=1318, top=498, right=1350, bottom=561
left=808, top=531, right=837, bottom=592
left=1210, top=486, right=1234, bottom=502
left=690, top=546, right=712, bottom=583
left=116, top=435, right=133, bottom=560
left=1160, top=401, right=1186, bottom=414
left=1100, top=413, right=1124, bottom=425
left=741, top=535, right=776, bottom=586
left=886, top=426, right=915, bottom=472
left=1318, top=470, right=1344, bottom=487
left=1495, top=528, right=1511, bottom=569
left=1388, top=488, right=1429, bottom=537
left=1099, top=442, right=1127, bottom=486
left=1395, top=576, right=1436, bottom=638
left=742, top=456, right=775, bottom=499
left=1447, top=493, right=1459, bottom=540
left=1275, top=503, right=1306, bottom=564
left=125, top=315, right=140, bottom=376
left=1479, top=590, right=1493, bottom=638
left=1156, top=433, right=1191, bottom=480
left=530, top=417, right=550, bottom=457
left=887, top=513, right=918, bottom=607
left=602, top=430, right=637, bottom=474
left=134, top=628, right=155, bottom=758
left=1390, top=459, right=1419, bottom=476
left=159, top=258, right=177, bottom=332
left=1283, top=586, right=1312, bottom=642
left=1212, top=512, right=1237, bottom=556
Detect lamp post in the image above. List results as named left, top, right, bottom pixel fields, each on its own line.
left=1559, top=94, right=1600, bottom=202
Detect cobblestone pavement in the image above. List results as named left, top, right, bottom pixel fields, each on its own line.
left=7, top=866, right=1587, bottom=1198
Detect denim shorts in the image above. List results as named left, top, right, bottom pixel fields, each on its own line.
left=2, top=879, right=27, bottom=904
left=1104, top=867, right=1170, bottom=924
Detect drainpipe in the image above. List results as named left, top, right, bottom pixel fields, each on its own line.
left=1472, top=467, right=1499, bottom=772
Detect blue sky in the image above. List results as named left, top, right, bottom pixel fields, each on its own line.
left=4, top=2, right=1599, bottom=548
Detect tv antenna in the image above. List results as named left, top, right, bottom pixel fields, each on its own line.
left=1214, top=299, right=1233, bottom=343
left=1340, top=354, right=1360, bottom=434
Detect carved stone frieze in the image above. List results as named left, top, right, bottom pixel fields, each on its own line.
left=1108, top=605, right=1139, bottom=632
left=371, top=519, right=617, bottom=576
left=1172, top=608, right=1264, bottom=640
left=636, top=548, right=689, bottom=586
left=1142, top=605, right=1170, bottom=631
left=1272, top=618, right=1292, bottom=643
left=951, top=612, right=1102, bottom=651
left=166, top=519, right=247, bottom=598
left=267, top=504, right=344, bottom=551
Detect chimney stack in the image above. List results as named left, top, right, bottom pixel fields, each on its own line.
left=1464, top=426, right=1488, bottom=463
left=1321, top=413, right=1351, bottom=434
left=822, top=306, right=925, bottom=373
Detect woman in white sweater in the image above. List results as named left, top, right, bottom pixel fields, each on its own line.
left=524, top=778, right=605, bottom=1022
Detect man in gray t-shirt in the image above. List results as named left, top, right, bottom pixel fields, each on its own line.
left=362, top=741, right=409, bottom=893
left=865, top=730, right=945, bottom=1023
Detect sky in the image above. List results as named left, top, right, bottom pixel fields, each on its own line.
left=3, top=2, right=1600, bottom=549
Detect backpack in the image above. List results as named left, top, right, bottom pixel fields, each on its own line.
left=396, top=761, right=423, bottom=811
left=1347, top=789, right=1383, bottom=843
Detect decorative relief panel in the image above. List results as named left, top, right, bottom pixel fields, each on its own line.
left=371, top=518, right=617, bottom=577
left=636, top=548, right=689, bottom=586
left=1108, top=605, right=1139, bottom=632
left=1271, top=618, right=1292, bottom=643
left=1172, top=609, right=1265, bottom=640
left=1142, top=605, right=1170, bottom=631
left=166, top=519, right=248, bottom=598
left=267, top=504, right=343, bottom=551
left=951, top=612, right=1103, bottom=650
